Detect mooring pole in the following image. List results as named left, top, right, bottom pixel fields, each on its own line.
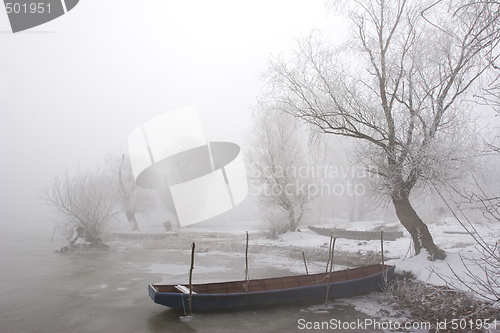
left=380, top=231, right=385, bottom=267
left=330, top=238, right=336, bottom=272
left=189, top=242, right=195, bottom=316
left=325, top=237, right=337, bottom=304
left=302, top=251, right=309, bottom=275
left=326, top=231, right=334, bottom=273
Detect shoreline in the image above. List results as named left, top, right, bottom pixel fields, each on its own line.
left=45, top=224, right=500, bottom=332
left=105, top=229, right=385, bottom=269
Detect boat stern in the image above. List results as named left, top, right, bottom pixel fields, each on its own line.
left=148, top=284, right=158, bottom=302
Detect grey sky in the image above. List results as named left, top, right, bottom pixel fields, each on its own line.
left=0, top=0, right=342, bottom=235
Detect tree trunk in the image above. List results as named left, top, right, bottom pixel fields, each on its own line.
left=288, top=209, right=297, bottom=231
left=392, top=196, right=446, bottom=260
left=125, top=210, right=140, bottom=231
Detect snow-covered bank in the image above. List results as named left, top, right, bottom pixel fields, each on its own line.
left=247, top=218, right=500, bottom=331
left=252, top=217, right=499, bottom=295
left=106, top=217, right=500, bottom=332
left=118, top=216, right=500, bottom=296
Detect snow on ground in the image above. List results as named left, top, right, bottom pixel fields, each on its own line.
left=252, top=216, right=500, bottom=297
left=254, top=230, right=332, bottom=248
left=392, top=218, right=500, bottom=296
left=177, top=219, right=265, bottom=235
left=141, top=215, right=500, bottom=299
left=389, top=251, right=486, bottom=292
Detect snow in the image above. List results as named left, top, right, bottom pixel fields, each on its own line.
left=140, top=215, right=500, bottom=301
left=254, top=230, right=330, bottom=248
left=250, top=217, right=500, bottom=299
left=74, top=237, right=89, bottom=245
left=127, top=216, right=500, bottom=331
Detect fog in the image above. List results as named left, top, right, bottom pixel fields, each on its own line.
left=3, top=3, right=500, bottom=332
left=0, top=0, right=342, bottom=236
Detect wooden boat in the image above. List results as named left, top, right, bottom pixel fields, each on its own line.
left=308, top=226, right=404, bottom=241
left=148, top=263, right=395, bottom=312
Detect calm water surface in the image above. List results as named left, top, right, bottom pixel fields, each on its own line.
left=0, top=235, right=383, bottom=333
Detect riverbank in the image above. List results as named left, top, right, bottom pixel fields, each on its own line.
left=0, top=234, right=388, bottom=333
left=100, top=217, right=500, bottom=332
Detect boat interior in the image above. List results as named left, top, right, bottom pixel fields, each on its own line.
left=152, top=264, right=391, bottom=294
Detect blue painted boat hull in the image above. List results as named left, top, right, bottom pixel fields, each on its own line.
left=148, top=264, right=395, bottom=312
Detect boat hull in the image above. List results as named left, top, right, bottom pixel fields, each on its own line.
left=148, top=265, right=395, bottom=312
left=308, top=226, right=403, bottom=241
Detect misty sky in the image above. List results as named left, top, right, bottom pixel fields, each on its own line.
left=0, top=0, right=345, bottom=235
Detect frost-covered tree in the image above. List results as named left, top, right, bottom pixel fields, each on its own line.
left=248, top=109, right=314, bottom=236
left=467, top=0, right=500, bottom=112
left=104, top=153, right=157, bottom=231
left=41, top=167, right=120, bottom=244
left=438, top=138, right=500, bottom=301
left=156, top=186, right=179, bottom=229
left=262, top=0, right=499, bottom=259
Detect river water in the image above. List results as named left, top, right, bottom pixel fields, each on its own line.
left=0, top=235, right=384, bottom=333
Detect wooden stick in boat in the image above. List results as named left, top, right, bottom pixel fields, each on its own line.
left=243, top=231, right=249, bottom=291
left=245, top=231, right=249, bottom=276
left=189, top=242, right=195, bottom=316
left=325, top=237, right=337, bottom=304
left=380, top=231, right=384, bottom=266
left=302, top=251, right=309, bottom=275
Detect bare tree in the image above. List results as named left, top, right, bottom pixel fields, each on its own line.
left=248, top=109, right=314, bottom=236
left=40, top=167, right=120, bottom=244
left=435, top=184, right=500, bottom=302
left=104, top=153, right=157, bottom=232
left=262, top=0, right=499, bottom=259
left=156, top=187, right=179, bottom=229
left=462, top=0, right=500, bottom=111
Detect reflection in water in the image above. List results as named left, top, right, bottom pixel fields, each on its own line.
left=148, top=310, right=196, bottom=333
left=147, top=303, right=381, bottom=333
